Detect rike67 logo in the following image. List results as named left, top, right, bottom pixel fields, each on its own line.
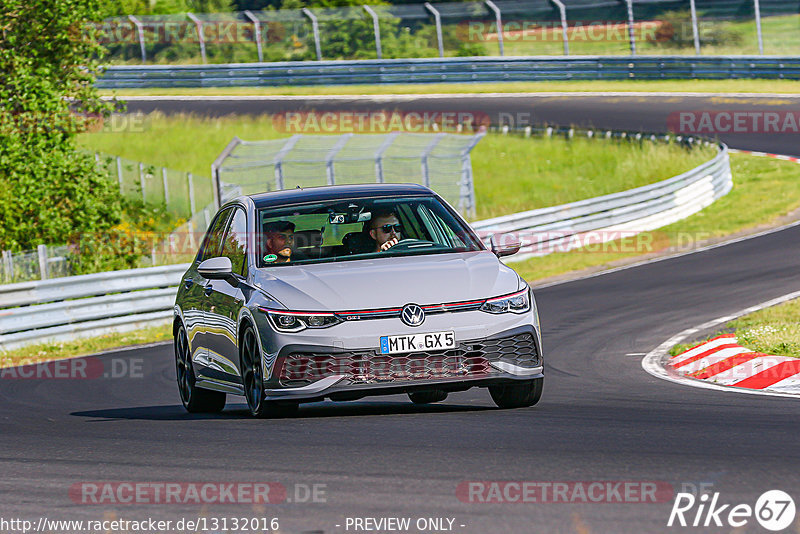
left=668, top=490, right=796, bottom=531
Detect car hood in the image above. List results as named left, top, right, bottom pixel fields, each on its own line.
left=253, top=251, right=521, bottom=311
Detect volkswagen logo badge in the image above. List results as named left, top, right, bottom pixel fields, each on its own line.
left=400, top=304, right=425, bottom=327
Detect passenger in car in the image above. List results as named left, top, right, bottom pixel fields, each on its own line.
left=368, top=208, right=403, bottom=252
left=263, top=220, right=295, bottom=263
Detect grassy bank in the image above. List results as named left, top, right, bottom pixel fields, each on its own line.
left=512, top=154, right=800, bottom=282
left=670, top=298, right=800, bottom=358
left=102, top=79, right=800, bottom=97
left=78, top=112, right=716, bottom=221
left=0, top=325, right=173, bottom=368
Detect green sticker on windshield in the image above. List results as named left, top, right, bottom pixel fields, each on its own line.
left=263, top=254, right=278, bottom=263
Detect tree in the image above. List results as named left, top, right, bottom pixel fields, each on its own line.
left=0, top=0, right=123, bottom=252
left=100, top=0, right=234, bottom=18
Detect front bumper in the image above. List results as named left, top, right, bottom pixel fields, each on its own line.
left=261, top=324, right=543, bottom=402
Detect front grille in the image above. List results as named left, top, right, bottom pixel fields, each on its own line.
left=278, top=332, right=539, bottom=386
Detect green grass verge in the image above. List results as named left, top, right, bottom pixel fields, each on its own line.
left=729, top=299, right=800, bottom=358
left=512, top=154, right=800, bottom=282
left=78, top=112, right=716, bottom=221
left=669, top=298, right=800, bottom=358
left=0, top=324, right=172, bottom=368
left=101, top=79, right=800, bottom=97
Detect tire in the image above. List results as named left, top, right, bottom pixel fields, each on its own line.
left=408, top=390, right=448, bottom=404
left=175, top=325, right=226, bottom=413
left=489, top=378, right=543, bottom=409
left=241, top=326, right=298, bottom=418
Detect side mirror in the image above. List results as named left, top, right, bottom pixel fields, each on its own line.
left=490, top=234, right=522, bottom=258
left=198, top=257, right=237, bottom=284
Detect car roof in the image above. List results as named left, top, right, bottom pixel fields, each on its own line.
left=249, top=183, right=435, bottom=209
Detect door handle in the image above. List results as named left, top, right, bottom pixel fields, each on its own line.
left=204, top=285, right=214, bottom=297
left=184, top=278, right=194, bottom=289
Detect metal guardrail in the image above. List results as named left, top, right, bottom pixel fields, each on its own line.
left=472, top=136, right=731, bottom=261
left=0, top=264, right=188, bottom=350
left=0, top=133, right=730, bottom=350
left=97, top=56, right=800, bottom=88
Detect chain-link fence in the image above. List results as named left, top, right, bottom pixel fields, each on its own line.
left=212, top=132, right=484, bottom=218
left=0, top=246, right=72, bottom=284
left=97, top=0, right=800, bottom=64
left=95, top=153, right=214, bottom=220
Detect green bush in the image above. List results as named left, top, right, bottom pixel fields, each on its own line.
left=0, top=0, right=124, bottom=255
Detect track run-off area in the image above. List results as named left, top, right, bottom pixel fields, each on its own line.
left=2, top=94, right=800, bottom=533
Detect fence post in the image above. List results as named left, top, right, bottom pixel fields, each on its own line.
left=688, top=0, right=700, bottom=55
left=420, top=133, right=446, bottom=188
left=362, top=5, right=382, bottom=59
left=374, top=132, right=399, bottom=183
left=2, top=250, right=12, bottom=283
left=37, top=244, right=48, bottom=281
left=302, top=8, right=322, bottom=61
left=622, top=0, right=636, bottom=55
left=549, top=0, right=569, bottom=56
left=116, top=156, right=123, bottom=193
left=139, top=162, right=146, bottom=203
left=128, top=15, right=146, bottom=63
left=162, top=167, right=170, bottom=206
left=424, top=3, right=444, bottom=58
left=325, top=134, right=353, bottom=185
left=753, top=0, right=764, bottom=55
left=273, top=134, right=302, bottom=191
left=484, top=0, right=504, bottom=56
left=243, top=10, right=264, bottom=62
left=460, top=132, right=484, bottom=218
left=211, top=137, right=242, bottom=209
left=187, top=13, right=207, bottom=64
left=187, top=172, right=196, bottom=215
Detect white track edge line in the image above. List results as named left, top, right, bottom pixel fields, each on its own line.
left=641, top=289, right=800, bottom=399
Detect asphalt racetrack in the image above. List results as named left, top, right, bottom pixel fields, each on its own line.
left=3, top=94, right=800, bottom=533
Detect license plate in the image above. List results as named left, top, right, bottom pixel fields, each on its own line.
left=380, top=331, right=456, bottom=354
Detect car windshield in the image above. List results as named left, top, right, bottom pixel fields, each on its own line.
left=257, top=195, right=483, bottom=267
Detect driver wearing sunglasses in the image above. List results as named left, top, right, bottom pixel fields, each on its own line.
left=368, top=208, right=403, bottom=252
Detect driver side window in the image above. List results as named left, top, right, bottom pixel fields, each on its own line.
left=220, top=208, right=248, bottom=276
left=198, top=208, right=233, bottom=263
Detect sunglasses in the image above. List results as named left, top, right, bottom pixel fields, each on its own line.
left=377, top=223, right=403, bottom=234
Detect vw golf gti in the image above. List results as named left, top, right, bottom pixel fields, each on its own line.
left=173, top=183, right=544, bottom=417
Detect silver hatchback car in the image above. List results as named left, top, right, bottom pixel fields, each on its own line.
left=173, top=184, right=543, bottom=417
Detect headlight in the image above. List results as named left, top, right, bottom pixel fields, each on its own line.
left=480, top=287, right=531, bottom=314
left=258, top=307, right=342, bottom=332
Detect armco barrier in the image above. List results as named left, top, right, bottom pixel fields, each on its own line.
left=0, top=264, right=188, bottom=350
left=97, top=56, right=800, bottom=88
left=472, top=139, right=731, bottom=261
left=0, top=136, right=731, bottom=350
